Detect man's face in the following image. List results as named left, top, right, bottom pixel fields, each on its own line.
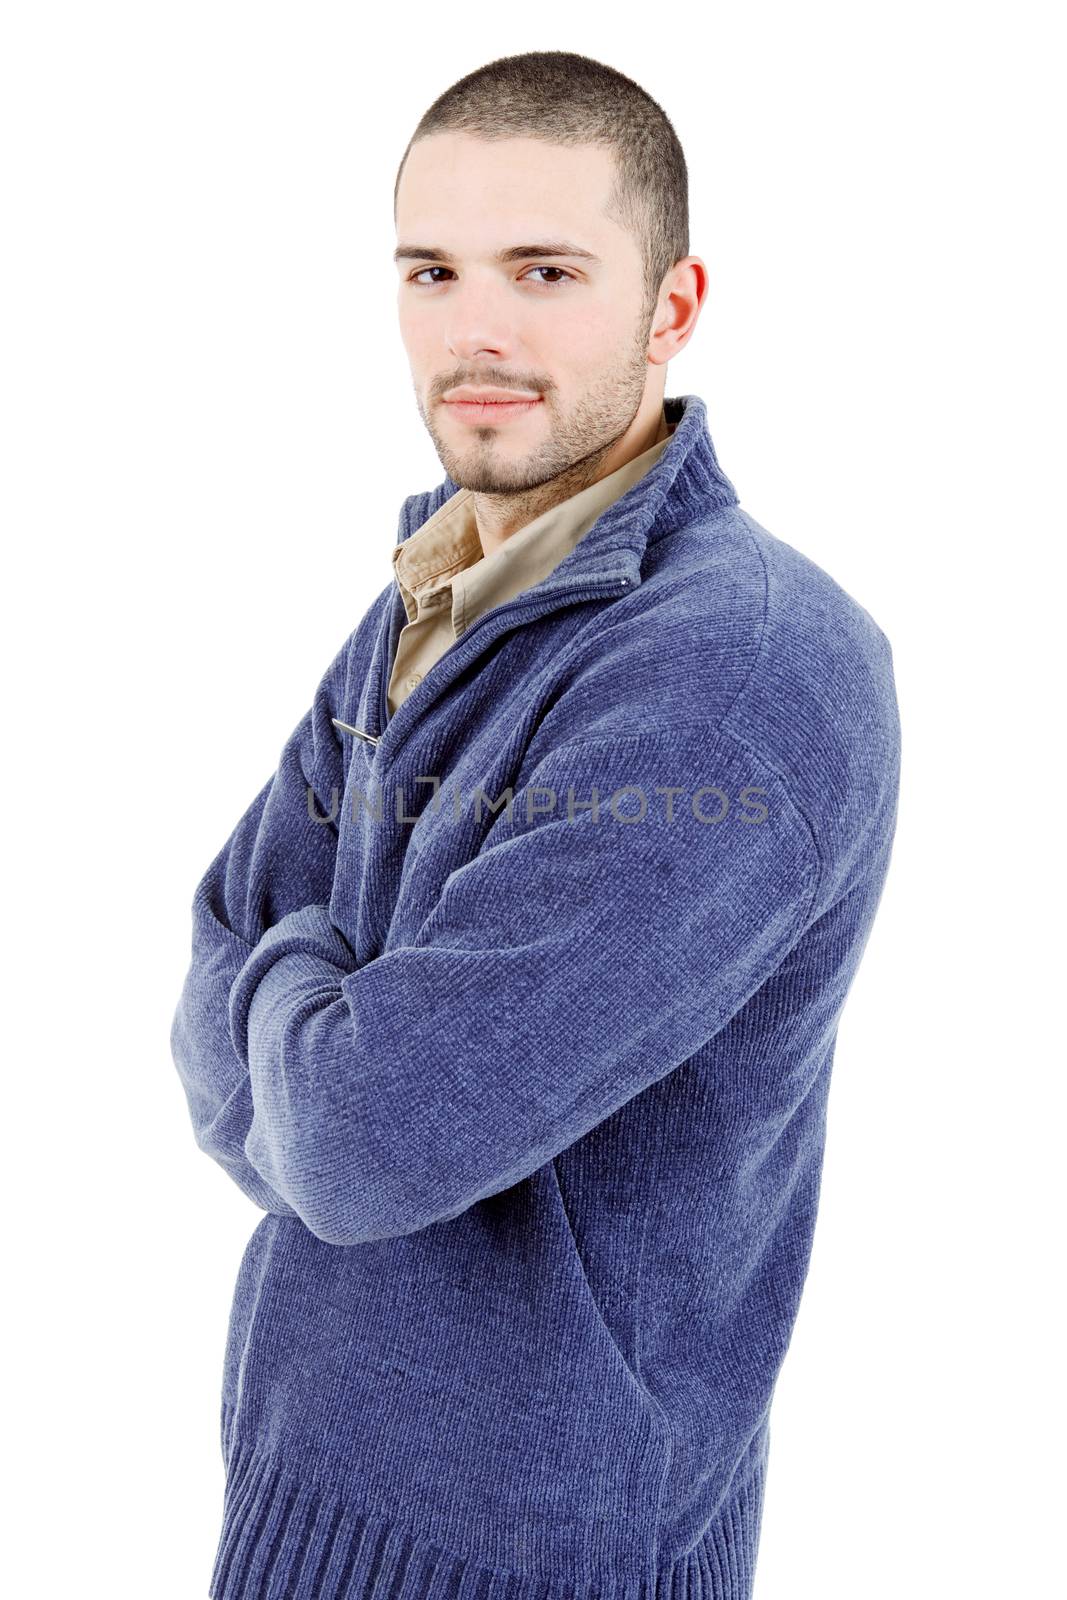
left=395, top=132, right=659, bottom=495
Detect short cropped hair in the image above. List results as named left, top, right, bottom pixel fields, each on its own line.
left=394, top=51, right=689, bottom=330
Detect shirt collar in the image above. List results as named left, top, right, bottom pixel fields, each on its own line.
left=392, top=408, right=676, bottom=635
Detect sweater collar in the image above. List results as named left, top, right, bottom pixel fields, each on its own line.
left=353, top=394, right=739, bottom=760
left=395, top=393, right=738, bottom=591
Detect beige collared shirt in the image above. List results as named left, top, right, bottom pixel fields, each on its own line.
left=387, top=408, right=675, bottom=716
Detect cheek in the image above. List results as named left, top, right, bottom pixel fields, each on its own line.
left=396, top=290, right=439, bottom=340
left=541, top=307, right=626, bottom=370
left=396, top=300, right=422, bottom=350
left=396, top=319, right=442, bottom=386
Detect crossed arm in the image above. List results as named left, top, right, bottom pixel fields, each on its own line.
left=169, top=635, right=349, bottom=1215
left=172, top=655, right=822, bottom=1246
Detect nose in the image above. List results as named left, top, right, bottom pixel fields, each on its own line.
left=444, top=278, right=519, bottom=365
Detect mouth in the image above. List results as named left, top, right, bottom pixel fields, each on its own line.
left=442, top=397, right=543, bottom=424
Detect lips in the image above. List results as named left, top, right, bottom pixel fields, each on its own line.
left=443, top=396, right=543, bottom=423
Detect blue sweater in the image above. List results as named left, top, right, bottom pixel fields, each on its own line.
left=171, top=392, right=901, bottom=1600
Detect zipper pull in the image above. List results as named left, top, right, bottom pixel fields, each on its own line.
left=332, top=717, right=379, bottom=747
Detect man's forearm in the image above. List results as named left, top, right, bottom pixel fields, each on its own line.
left=170, top=629, right=351, bottom=1214
left=171, top=862, right=299, bottom=1215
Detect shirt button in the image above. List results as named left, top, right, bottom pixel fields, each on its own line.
left=407, top=673, right=422, bottom=689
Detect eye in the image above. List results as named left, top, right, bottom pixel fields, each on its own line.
left=524, top=266, right=573, bottom=286
left=407, top=265, right=575, bottom=288
left=409, top=266, right=453, bottom=286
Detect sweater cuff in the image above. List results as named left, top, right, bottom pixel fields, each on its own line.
left=228, top=904, right=356, bottom=1068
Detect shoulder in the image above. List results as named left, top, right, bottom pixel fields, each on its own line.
left=719, top=510, right=900, bottom=906
left=711, top=508, right=900, bottom=767
left=559, top=506, right=896, bottom=727
left=546, top=504, right=902, bottom=901
left=327, top=578, right=396, bottom=696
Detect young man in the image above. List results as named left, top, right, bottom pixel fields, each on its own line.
left=171, top=51, right=901, bottom=1600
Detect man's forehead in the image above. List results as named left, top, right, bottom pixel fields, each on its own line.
left=397, top=132, right=617, bottom=210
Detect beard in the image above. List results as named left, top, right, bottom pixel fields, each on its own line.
left=416, top=312, right=655, bottom=506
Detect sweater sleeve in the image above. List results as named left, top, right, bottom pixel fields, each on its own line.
left=169, top=634, right=349, bottom=1215
left=226, top=726, right=823, bottom=1246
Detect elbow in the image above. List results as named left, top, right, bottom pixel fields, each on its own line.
left=267, top=1150, right=471, bottom=1248
left=282, top=1197, right=420, bottom=1249
left=242, top=1105, right=483, bottom=1247
left=239, top=1125, right=386, bottom=1247
left=286, top=1184, right=441, bottom=1249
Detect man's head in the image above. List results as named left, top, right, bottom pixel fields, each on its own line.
left=393, top=51, right=707, bottom=500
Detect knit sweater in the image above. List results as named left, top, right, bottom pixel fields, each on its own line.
left=170, top=392, right=901, bottom=1600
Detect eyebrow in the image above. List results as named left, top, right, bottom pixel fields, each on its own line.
left=394, top=240, right=601, bottom=265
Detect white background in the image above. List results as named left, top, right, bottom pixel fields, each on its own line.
left=3, top=3, right=1062, bottom=1596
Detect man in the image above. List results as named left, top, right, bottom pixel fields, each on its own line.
left=171, top=50, right=900, bottom=1600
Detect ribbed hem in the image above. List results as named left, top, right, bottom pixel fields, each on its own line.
left=209, top=1406, right=767, bottom=1600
